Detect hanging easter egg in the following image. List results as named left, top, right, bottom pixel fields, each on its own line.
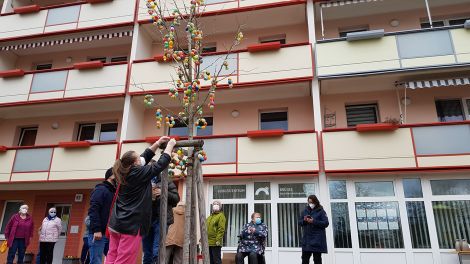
left=228, top=78, right=233, bottom=88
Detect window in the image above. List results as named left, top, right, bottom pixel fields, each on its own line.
left=278, top=203, right=304, bottom=247
left=34, top=63, right=52, bottom=71
left=435, top=99, right=465, bottom=122
left=406, top=201, right=431, bottom=248
left=421, top=17, right=470, bottom=28
left=259, top=34, right=286, bottom=45
left=329, top=180, right=347, bottom=200
left=260, top=111, right=288, bottom=131
left=403, top=179, right=423, bottom=198
left=110, top=56, right=128, bottom=63
left=168, top=119, right=188, bottom=137
left=223, top=204, right=248, bottom=247
left=196, top=117, right=213, bottom=136
left=420, top=20, right=445, bottom=29
left=1, top=201, right=24, bottom=235
left=278, top=183, right=315, bottom=198
left=339, top=26, right=369, bottom=38
left=202, top=43, right=217, bottom=53
left=433, top=200, right=470, bottom=249
left=355, top=181, right=395, bottom=197
left=18, top=127, right=38, bottom=146
left=255, top=203, right=272, bottom=247
left=213, top=185, right=246, bottom=199
left=345, top=104, right=379, bottom=127
left=431, top=179, right=470, bottom=195
left=331, top=202, right=352, bottom=248
left=77, top=122, right=118, bottom=142
left=355, top=202, right=404, bottom=249
left=254, top=182, right=271, bottom=200
left=88, top=57, right=107, bottom=63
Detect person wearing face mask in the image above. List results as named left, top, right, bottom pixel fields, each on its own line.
left=4, top=204, right=34, bottom=264
left=87, top=168, right=117, bottom=264
left=38, top=207, right=62, bottom=264
left=206, top=200, right=226, bottom=264
left=298, top=195, right=329, bottom=264
left=235, top=212, right=268, bottom=264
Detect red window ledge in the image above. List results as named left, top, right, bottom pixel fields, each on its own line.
left=86, top=0, right=112, bottom=3
left=356, top=123, right=399, bottom=132
left=247, top=42, right=281, bottom=53
left=145, top=136, right=180, bottom=143
left=0, top=69, right=25, bottom=78
left=0, top=146, right=8, bottom=152
left=73, top=61, right=104, bottom=70
left=58, top=141, right=92, bottom=148
left=154, top=55, right=171, bottom=63
left=14, top=5, right=41, bottom=14
left=247, top=130, right=285, bottom=138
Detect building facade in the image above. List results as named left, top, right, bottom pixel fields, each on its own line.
left=0, top=0, right=469, bottom=264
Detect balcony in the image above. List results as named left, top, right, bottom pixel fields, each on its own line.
left=316, top=27, right=470, bottom=77
left=322, top=122, right=470, bottom=172
left=0, top=62, right=127, bottom=106
left=137, top=0, right=305, bottom=22
left=0, top=0, right=135, bottom=41
left=121, top=131, right=319, bottom=176
left=130, top=43, right=313, bottom=94
left=0, top=142, right=118, bottom=182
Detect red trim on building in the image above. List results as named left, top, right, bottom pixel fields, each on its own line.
left=86, top=0, right=113, bottom=3
left=356, top=123, right=399, bottom=132
left=247, top=42, right=281, bottom=52
left=0, top=146, right=7, bottom=152
left=409, top=128, right=419, bottom=167
left=204, top=170, right=317, bottom=179
left=0, top=93, right=125, bottom=108
left=0, top=69, right=25, bottom=78
left=13, top=5, right=41, bottom=14
left=247, top=129, right=284, bottom=138
left=58, top=141, right=92, bottom=148
left=73, top=61, right=104, bottom=70
left=326, top=166, right=470, bottom=176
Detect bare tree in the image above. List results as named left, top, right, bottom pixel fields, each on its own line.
left=139, top=1, right=244, bottom=263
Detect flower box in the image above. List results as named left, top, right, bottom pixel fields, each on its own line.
left=73, top=61, right=104, bottom=70
left=247, top=42, right=281, bottom=53
left=247, top=129, right=285, bottom=138
left=0, top=146, right=7, bottom=152
left=0, top=69, right=25, bottom=78
left=154, top=55, right=170, bottom=63
left=145, top=136, right=180, bottom=143
left=13, top=5, right=41, bottom=14
left=58, top=141, right=92, bottom=148
left=356, top=123, right=399, bottom=132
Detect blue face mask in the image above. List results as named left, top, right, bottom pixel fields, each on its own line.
left=255, top=217, right=262, bottom=225
left=49, top=212, right=56, bottom=217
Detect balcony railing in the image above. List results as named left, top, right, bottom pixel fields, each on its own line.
left=0, top=142, right=118, bottom=183
left=137, top=0, right=304, bottom=22
left=130, top=43, right=313, bottom=94
left=322, top=122, right=470, bottom=172
left=0, top=0, right=135, bottom=41
left=316, top=27, right=470, bottom=77
left=0, top=62, right=127, bottom=106
left=121, top=131, right=319, bottom=176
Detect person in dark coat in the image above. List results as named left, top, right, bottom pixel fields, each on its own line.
left=141, top=175, right=180, bottom=264
left=87, top=168, right=116, bottom=264
left=106, top=137, right=175, bottom=264
left=298, top=195, right=329, bottom=264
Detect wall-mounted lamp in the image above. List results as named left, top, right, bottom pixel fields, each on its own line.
left=231, top=110, right=240, bottom=118
left=51, top=122, right=59, bottom=129
left=401, top=97, right=411, bottom=106
left=390, top=19, right=400, bottom=27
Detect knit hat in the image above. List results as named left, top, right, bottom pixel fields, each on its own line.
left=105, top=168, right=113, bottom=180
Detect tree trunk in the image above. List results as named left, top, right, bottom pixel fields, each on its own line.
left=194, top=158, right=210, bottom=264
left=190, top=169, right=198, bottom=263
left=183, top=119, right=195, bottom=263
left=158, top=168, right=169, bottom=264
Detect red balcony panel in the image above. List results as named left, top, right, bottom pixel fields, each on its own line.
left=247, top=129, right=285, bottom=138
left=356, top=123, right=399, bottom=132
left=13, top=5, right=41, bottom=14
left=58, top=141, right=92, bottom=148
left=73, top=61, right=104, bottom=70
left=247, top=42, right=281, bottom=53
left=0, top=69, right=25, bottom=78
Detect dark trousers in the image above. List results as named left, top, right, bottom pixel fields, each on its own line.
left=7, top=238, right=26, bottom=264
left=80, top=237, right=90, bottom=264
left=39, top=242, right=56, bottom=264
left=235, top=252, right=265, bottom=264
left=301, top=251, right=322, bottom=264
left=209, top=246, right=222, bottom=264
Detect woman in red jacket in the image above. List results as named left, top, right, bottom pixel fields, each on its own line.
left=5, top=204, right=34, bottom=264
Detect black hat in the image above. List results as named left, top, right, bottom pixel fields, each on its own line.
left=105, top=168, right=113, bottom=180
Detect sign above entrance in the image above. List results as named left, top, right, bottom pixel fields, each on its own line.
left=213, top=185, right=246, bottom=199
left=279, top=183, right=315, bottom=198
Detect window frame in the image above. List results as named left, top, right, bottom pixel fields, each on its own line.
left=345, top=103, right=379, bottom=127
left=18, top=127, right=38, bottom=146
left=259, top=109, right=288, bottom=131
left=77, top=121, right=118, bottom=142
left=435, top=98, right=466, bottom=122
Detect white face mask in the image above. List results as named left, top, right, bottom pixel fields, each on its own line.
left=20, top=208, right=28, bottom=214
left=308, top=203, right=315, bottom=209
left=139, top=157, right=146, bottom=166
left=213, top=204, right=220, bottom=212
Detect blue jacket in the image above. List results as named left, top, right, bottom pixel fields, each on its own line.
left=88, top=180, right=116, bottom=234
left=298, top=206, right=329, bottom=253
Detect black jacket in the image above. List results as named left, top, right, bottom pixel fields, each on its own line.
left=108, top=149, right=171, bottom=236
left=298, top=206, right=329, bottom=253
left=88, top=181, right=116, bottom=234
left=152, top=180, right=180, bottom=225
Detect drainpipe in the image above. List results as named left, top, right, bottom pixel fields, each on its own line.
left=424, top=0, right=433, bottom=28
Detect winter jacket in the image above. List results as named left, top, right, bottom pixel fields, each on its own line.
left=4, top=213, right=34, bottom=247
left=39, top=217, right=62, bottom=243
left=152, top=180, right=180, bottom=225
left=108, top=149, right=171, bottom=236
left=238, top=222, right=268, bottom=255
left=207, top=212, right=226, bottom=246
left=88, top=180, right=116, bottom=234
left=298, top=206, right=329, bottom=253
left=166, top=205, right=185, bottom=247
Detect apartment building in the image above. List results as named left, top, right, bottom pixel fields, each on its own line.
left=0, top=0, right=469, bottom=263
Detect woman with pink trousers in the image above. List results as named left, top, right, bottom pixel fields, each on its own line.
left=105, top=137, right=176, bottom=264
